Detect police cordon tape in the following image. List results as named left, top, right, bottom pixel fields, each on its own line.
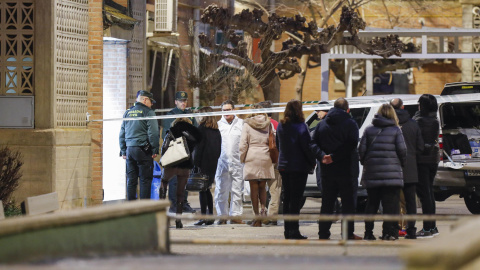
left=87, top=93, right=478, bottom=123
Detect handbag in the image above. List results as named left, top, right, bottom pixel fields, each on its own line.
left=159, top=135, right=190, bottom=167
left=268, top=124, right=279, bottom=164
left=186, top=168, right=209, bottom=191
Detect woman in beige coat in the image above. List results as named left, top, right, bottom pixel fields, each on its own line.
left=239, top=104, right=275, bottom=227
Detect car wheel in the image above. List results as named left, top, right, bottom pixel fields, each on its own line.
left=464, top=192, right=480, bottom=214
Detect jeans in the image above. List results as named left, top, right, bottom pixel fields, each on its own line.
left=126, top=146, right=153, bottom=200
left=417, top=163, right=438, bottom=230
left=281, top=171, right=308, bottom=233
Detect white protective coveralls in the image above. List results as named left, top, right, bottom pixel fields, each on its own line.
left=215, top=116, right=244, bottom=217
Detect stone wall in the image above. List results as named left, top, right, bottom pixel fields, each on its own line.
left=6, top=129, right=91, bottom=209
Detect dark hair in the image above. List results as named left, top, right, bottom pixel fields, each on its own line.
left=317, top=101, right=330, bottom=112
left=198, top=106, right=218, bottom=129
left=334, top=98, right=349, bottom=111
left=390, top=98, right=403, bottom=109
left=221, top=99, right=235, bottom=108
left=418, top=94, right=438, bottom=115
left=259, top=100, right=273, bottom=117
left=281, top=99, right=304, bottom=124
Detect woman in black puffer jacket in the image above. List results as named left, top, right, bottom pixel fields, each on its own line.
left=359, top=104, right=407, bottom=241
left=413, top=94, right=440, bottom=238
left=160, top=117, right=202, bottom=229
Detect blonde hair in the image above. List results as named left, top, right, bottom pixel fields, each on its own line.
left=377, top=104, right=399, bottom=126
left=198, top=107, right=218, bottom=129
left=172, top=117, right=192, bottom=126
left=245, top=104, right=267, bottom=119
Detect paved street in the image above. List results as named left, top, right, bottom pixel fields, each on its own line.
left=2, top=196, right=473, bottom=270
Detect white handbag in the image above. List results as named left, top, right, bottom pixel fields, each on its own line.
left=160, top=136, right=190, bottom=167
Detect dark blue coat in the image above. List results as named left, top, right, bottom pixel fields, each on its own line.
left=311, top=107, right=359, bottom=180
left=358, top=114, right=407, bottom=188
left=276, top=121, right=315, bottom=173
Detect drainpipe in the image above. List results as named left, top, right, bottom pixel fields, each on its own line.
left=192, top=0, right=201, bottom=107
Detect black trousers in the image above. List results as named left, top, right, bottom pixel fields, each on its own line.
left=126, top=146, right=153, bottom=200
left=417, top=163, right=438, bottom=230
left=319, top=176, right=355, bottom=239
left=365, top=186, right=401, bottom=237
left=402, top=183, right=417, bottom=234
left=199, top=172, right=215, bottom=215
left=280, top=171, right=308, bottom=233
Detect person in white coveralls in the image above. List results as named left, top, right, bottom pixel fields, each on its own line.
left=215, top=100, right=245, bottom=225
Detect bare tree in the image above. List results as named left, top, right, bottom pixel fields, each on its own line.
left=195, top=4, right=404, bottom=104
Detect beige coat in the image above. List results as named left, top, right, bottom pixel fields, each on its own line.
left=239, top=115, right=275, bottom=181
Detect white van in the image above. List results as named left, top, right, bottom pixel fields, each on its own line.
left=303, top=82, right=480, bottom=214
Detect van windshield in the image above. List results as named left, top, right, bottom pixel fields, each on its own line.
left=441, top=102, right=480, bottom=129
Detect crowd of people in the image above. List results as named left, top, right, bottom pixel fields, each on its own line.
left=119, top=90, right=441, bottom=240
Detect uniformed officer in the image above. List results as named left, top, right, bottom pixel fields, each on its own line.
left=119, top=90, right=160, bottom=200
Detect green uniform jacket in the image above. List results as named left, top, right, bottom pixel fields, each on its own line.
left=119, top=102, right=160, bottom=156
left=161, top=107, right=198, bottom=139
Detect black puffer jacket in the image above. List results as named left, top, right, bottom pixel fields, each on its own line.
left=161, top=120, right=202, bottom=169
left=396, top=109, right=424, bottom=183
left=358, top=114, right=407, bottom=188
left=413, top=111, right=440, bottom=164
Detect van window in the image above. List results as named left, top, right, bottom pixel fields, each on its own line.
left=350, top=107, right=371, bottom=128
left=404, top=104, right=419, bottom=118
left=441, top=102, right=480, bottom=129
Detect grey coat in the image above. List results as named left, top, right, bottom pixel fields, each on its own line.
left=358, top=114, right=407, bottom=188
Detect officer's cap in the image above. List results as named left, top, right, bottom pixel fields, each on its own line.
left=175, top=91, right=188, bottom=100
left=137, top=90, right=156, bottom=103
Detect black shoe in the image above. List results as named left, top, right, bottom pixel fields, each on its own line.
left=416, top=228, right=434, bottom=238
left=380, top=234, right=398, bottom=241
left=182, top=202, right=196, bottom=213
left=405, top=234, right=417, bottom=240
left=431, top=227, right=439, bottom=236
left=205, top=219, right=215, bottom=225
left=364, top=232, right=376, bottom=241
left=175, top=220, right=183, bottom=229
left=194, top=219, right=206, bottom=226
left=289, top=231, right=308, bottom=240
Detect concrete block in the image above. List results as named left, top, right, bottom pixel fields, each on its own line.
left=0, top=200, right=170, bottom=263
left=24, top=192, right=59, bottom=216
left=401, top=217, right=480, bottom=269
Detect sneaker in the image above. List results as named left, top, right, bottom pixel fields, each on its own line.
left=364, top=232, right=376, bottom=241
left=398, top=230, right=407, bottom=237
left=431, top=227, right=439, bottom=236
left=168, top=206, right=176, bottom=213
left=416, top=229, right=434, bottom=238
left=182, top=202, right=196, bottom=213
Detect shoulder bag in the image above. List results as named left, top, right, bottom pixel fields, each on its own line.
left=160, top=135, right=190, bottom=167
left=268, top=124, right=279, bottom=164
left=186, top=167, right=210, bottom=191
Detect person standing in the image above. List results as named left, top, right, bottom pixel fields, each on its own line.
left=193, top=107, right=221, bottom=226
left=359, top=104, right=407, bottom=241
left=239, top=104, right=275, bottom=227
left=311, top=98, right=361, bottom=240
left=390, top=98, right=424, bottom=239
left=119, top=90, right=159, bottom=200
left=414, top=94, right=440, bottom=238
left=161, top=91, right=197, bottom=213
left=160, top=117, right=201, bottom=228
left=277, top=100, right=315, bottom=239
left=259, top=100, right=281, bottom=226
left=215, top=100, right=245, bottom=225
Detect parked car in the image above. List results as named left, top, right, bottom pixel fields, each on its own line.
left=303, top=82, right=480, bottom=214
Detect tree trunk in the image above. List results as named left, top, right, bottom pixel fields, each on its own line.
left=294, top=55, right=309, bottom=101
